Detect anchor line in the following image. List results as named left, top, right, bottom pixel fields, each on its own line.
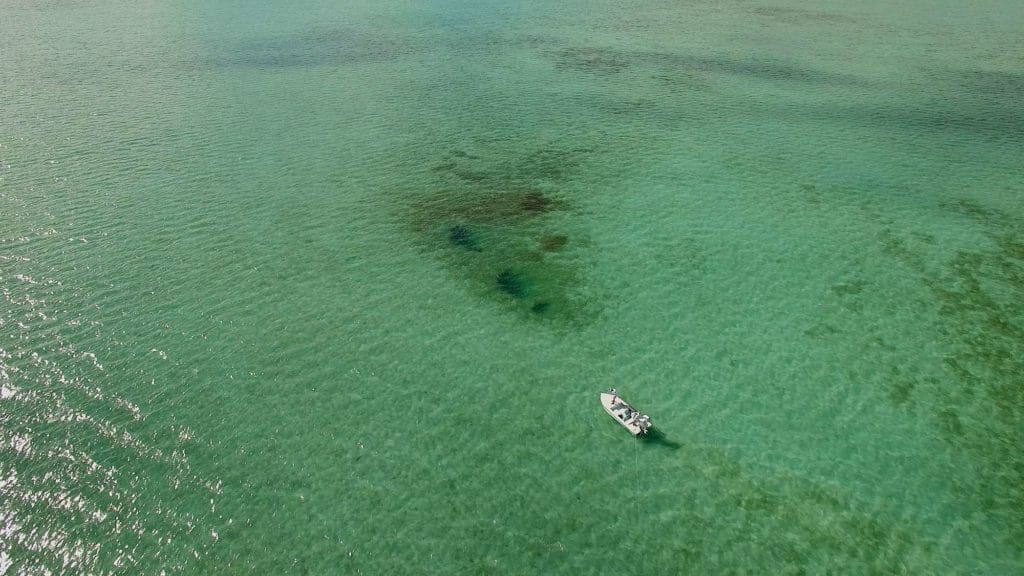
left=634, top=434, right=643, bottom=571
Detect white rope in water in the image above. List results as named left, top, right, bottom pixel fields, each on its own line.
left=633, top=434, right=643, bottom=570
left=634, top=435, right=641, bottom=516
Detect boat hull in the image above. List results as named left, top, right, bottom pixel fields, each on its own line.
left=600, top=393, right=648, bottom=436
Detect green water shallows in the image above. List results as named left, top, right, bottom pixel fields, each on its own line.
left=2, top=0, right=1023, bottom=573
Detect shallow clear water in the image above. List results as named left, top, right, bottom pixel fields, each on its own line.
left=2, top=0, right=1023, bottom=573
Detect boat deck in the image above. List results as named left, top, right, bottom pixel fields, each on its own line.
left=600, top=392, right=649, bottom=436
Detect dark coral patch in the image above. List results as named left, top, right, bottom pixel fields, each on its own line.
left=550, top=45, right=861, bottom=86
left=448, top=224, right=482, bottom=252
left=520, top=191, right=555, bottom=215
left=879, top=198, right=1024, bottom=547
left=406, top=146, right=601, bottom=325
left=752, top=6, right=860, bottom=24
left=218, top=27, right=415, bottom=69
left=417, top=190, right=565, bottom=227
left=552, top=47, right=631, bottom=74
left=496, top=269, right=530, bottom=299
left=541, top=234, right=569, bottom=252
left=463, top=190, right=562, bottom=222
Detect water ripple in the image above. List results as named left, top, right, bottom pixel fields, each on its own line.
left=1, top=227, right=220, bottom=575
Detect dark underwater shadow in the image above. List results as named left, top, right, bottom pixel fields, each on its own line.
left=641, top=428, right=681, bottom=450
left=213, top=27, right=416, bottom=69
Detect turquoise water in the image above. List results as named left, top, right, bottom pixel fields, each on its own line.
left=2, top=0, right=1023, bottom=573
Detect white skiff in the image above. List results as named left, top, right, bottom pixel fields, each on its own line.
left=600, top=389, right=652, bottom=436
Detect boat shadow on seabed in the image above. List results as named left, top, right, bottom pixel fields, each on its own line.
left=641, top=428, right=682, bottom=450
